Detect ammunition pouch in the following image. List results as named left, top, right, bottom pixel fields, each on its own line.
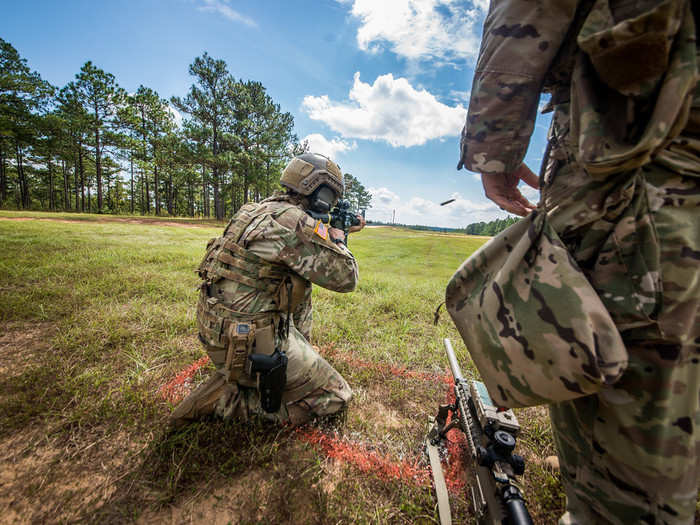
left=197, top=292, right=278, bottom=366
left=223, top=321, right=255, bottom=382
left=276, top=273, right=307, bottom=313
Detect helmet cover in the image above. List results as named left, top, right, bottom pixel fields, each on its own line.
left=280, top=152, right=344, bottom=197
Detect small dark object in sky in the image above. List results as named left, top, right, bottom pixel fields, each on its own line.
left=440, top=198, right=456, bottom=206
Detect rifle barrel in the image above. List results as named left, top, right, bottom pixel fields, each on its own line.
left=507, top=497, right=534, bottom=525
left=443, top=338, right=464, bottom=382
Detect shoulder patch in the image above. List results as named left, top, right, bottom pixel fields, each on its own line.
left=314, top=220, right=328, bottom=240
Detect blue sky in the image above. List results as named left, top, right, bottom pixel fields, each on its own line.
left=2, top=0, right=551, bottom=227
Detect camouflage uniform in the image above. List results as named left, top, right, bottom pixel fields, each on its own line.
left=194, top=193, right=358, bottom=425
left=458, top=0, right=699, bottom=522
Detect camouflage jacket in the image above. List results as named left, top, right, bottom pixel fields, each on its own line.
left=202, top=194, right=359, bottom=340
left=458, top=0, right=699, bottom=175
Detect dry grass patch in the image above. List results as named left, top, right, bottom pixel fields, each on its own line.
left=0, top=217, right=569, bottom=524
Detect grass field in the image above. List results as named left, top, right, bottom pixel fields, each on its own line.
left=0, top=210, right=564, bottom=524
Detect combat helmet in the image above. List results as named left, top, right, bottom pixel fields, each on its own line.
left=280, top=152, right=344, bottom=198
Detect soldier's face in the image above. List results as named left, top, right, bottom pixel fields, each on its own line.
left=310, top=185, right=338, bottom=214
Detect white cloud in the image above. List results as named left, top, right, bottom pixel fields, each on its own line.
left=302, top=133, right=357, bottom=160
left=303, top=72, right=466, bottom=147
left=366, top=187, right=509, bottom=227
left=197, top=0, right=257, bottom=27
left=372, top=187, right=401, bottom=207
left=168, top=104, right=183, bottom=128
left=449, top=89, right=470, bottom=104
left=340, top=0, right=488, bottom=64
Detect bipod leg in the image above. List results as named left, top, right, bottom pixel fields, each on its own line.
left=426, top=416, right=452, bottom=525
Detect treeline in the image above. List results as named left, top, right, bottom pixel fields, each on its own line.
left=368, top=216, right=520, bottom=235
left=1, top=38, right=371, bottom=220
left=365, top=221, right=458, bottom=233
left=463, top=216, right=519, bottom=235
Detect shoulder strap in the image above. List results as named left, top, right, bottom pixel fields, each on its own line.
left=224, top=201, right=301, bottom=245
left=542, top=0, right=596, bottom=102
left=223, top=203, right=264, bottom=244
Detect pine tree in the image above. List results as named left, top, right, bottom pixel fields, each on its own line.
left=342, top=173, right=372, bottom=213
left=172, top=53, right=235, bottom=220
left=67, top=61, right=124, bottom=213
left=0, top=38, right=52, bottom=208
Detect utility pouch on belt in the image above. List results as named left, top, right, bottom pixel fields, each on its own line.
left=570, top=0, right=698, bottom=176
left=277, top=274, right=307, bottom=313
left=445, top=208, right=628, bottom=408
left=247, top=350, right=288, bottom=413
left=224, top=322, right=255, bottom=382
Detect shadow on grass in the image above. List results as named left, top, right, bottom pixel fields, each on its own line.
left=0, top=366, right=68, bottom=435
left=83, top=417, right=336, bottom=524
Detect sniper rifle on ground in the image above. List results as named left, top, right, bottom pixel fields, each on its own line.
left=426, top=338, right=533, bottom=525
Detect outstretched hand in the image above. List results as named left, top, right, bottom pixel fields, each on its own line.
left=481, top=163, right=539, bottom=217
left=349, top=215, right=366, bottom=233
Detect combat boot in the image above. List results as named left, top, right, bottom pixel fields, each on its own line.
left=544, top=455, right=560, bottom=472
left=169, top=372, right=231, bottom=428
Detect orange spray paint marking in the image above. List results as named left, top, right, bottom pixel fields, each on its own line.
left=158, top=353, right=467, bottom=496
left=440, top=386, right=469, bottom=493
left=158, top=355, right=211, bottom=403
left=297, top=427, right=431, bottom=488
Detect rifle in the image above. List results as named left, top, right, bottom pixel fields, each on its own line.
left=329, top=199, right=361, bottom=244
left=308, top=198, right=362, bottom=244
left=426, top=338, right=533, bottom=525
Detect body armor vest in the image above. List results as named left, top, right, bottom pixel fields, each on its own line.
left=196, top=200, right=299, bottom=377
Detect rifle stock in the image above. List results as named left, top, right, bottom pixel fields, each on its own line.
left=426, top=339, right=533, bottom=525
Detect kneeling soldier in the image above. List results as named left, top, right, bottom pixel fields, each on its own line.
left=170, top=152, right=364, bottom=427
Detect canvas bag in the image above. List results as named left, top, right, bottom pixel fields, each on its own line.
left=445, top=208, right=628, bottom=408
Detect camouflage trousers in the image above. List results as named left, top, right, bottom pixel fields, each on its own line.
left=214, top=324, right=352, bottom=425
left=544, top=129, right=700, bottom=524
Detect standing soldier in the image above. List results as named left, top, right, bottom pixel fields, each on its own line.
left=170, top=152, right=365, bottom=427
left=458, top=0, right=698, bottom=523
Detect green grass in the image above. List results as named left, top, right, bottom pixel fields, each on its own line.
left=0, top=214, right=564, bottom=524
left=315, top=227, right=485, bottom=369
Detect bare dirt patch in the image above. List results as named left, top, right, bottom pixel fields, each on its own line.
left=135, top=469, right=274, bottom=525
left=0, top=322, right=148, bottom=524
left=0, top=321, right=54, bottom=378
left=0, top=426, right=147, bottom=524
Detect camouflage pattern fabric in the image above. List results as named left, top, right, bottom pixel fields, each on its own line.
left=456, top=0, right=699, bottom=522
left=457, top=0, right=582, bottom=174
left=457, top=0, right=698, bottom=176
left=292, top=284, right=314, bottom=342
left=570, top=0, right=698, bottom=176
left=546, top=100, right=699, bottom=524
left=216, top=326, right=352, bottom=425
left=445, top=207, right=628, bottom=408
left=199, top=193, right=358, bottom=424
